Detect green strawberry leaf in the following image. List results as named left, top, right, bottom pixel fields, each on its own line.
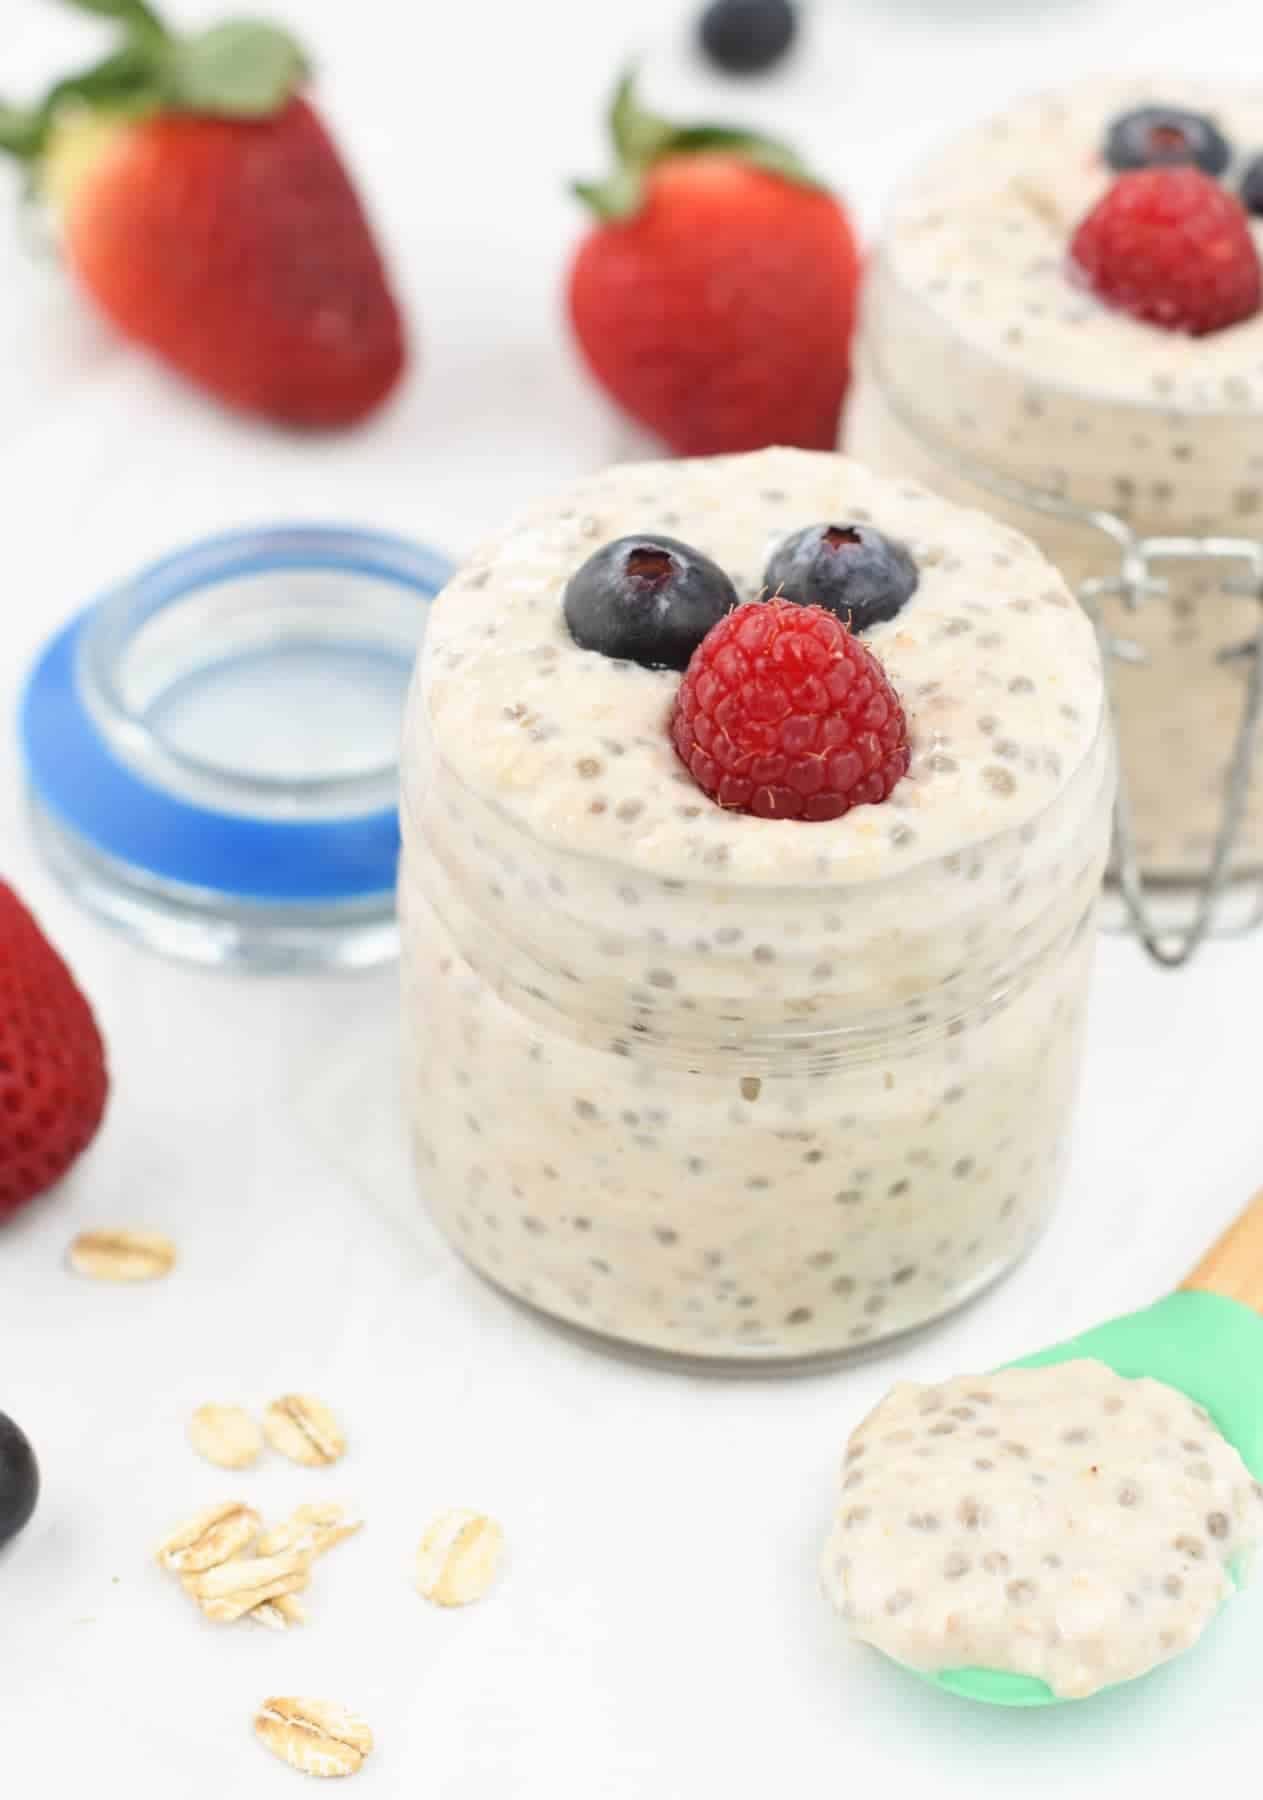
left=54, top=0, right=168, bottom=40
left=608, top=68, right=675, bottom=166
left=0, top=44, right=162, bottom=164
left=161, top=20, right=308, bottom=119
left=571, top=164, right=646, bottom=223
left=662, top=125, right=823, bottom=190
left=0, top=102, right=43, bottom=160
left=574, top=69, right=827, bottom=221
left=42, top=43, right=164, bottom=117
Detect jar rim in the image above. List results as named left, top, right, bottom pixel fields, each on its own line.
left=77, top=523, right=452, bottom=819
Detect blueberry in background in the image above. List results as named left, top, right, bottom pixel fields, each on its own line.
left=564, top=535, right=739, bottom=671
left=764, top=523, right=918, bottom=634
left=1104, top=106, right=1231, bottom=178
left=1243, top=154, right=1263, bottom=217
left=698, top=0, right=797, bottom=75
left=0, top=1412, right=39, bottom=1550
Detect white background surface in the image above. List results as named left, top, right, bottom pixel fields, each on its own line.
left=3, top=0, right=1263, bottom=1792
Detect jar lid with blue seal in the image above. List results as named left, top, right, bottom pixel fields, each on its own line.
left=19, top=524, right=453, bottom=973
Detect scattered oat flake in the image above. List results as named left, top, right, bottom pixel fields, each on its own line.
left=254, top=1697, right=372, bottom=1779
left=415, top=1509, right=504, bottom=1607
left=257, top=1502, right=361, bottom=1560
left=263, top=1395, right=346, bottom=1467
left=250, top=1593, right=307, bottom=1632
left=189, top=1404, right=263, bottom=1470
left=156, top=1501, right=260, bottom=1574
left=184, top=1549, right=311, bottom=1623
left=68, top=1228, right=176, bottom=1283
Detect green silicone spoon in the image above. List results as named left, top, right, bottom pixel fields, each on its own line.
left=910, top=1193, right=1263, bottom=1707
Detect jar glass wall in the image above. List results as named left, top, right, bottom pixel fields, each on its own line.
left=399, top=684, right=1114, bottom=1371
left=844, top=79, right=1263, bottom=915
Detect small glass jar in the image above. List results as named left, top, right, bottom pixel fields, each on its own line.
left=845, top=80, right=1263, bottom=958
left=20, top=525, right=451, bottom=973
left=399, top=689, right=1114, bottom=1372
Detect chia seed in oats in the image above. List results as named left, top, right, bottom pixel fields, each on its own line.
left=399, top=449, right=1111, bottom=1364
left=822, top=1361, right=1263, bottom=1698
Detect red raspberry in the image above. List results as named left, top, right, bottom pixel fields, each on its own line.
left=1069, top=167, right=1261, bottom=336
left=670, top=601, right=910, bottom=821
left=0, top=883, right=108, bottom=1222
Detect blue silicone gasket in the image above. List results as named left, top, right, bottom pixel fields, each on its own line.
left=18, top=525, right=453, bottom=905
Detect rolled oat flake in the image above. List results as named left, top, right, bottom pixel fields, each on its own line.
left=254, top=1697, right=372, bottom=1779
left=68, top=1228, right=175, bottom=1282
left=262, top=1395, right=346, bottom=1467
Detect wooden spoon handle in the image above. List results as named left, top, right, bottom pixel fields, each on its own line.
left=1179, top=1188, right=1263, bottom=1312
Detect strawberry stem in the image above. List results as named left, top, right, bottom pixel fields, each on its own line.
left=571, top=67, right=825, bottom=222
left=0, top=0, right=309, bottom=167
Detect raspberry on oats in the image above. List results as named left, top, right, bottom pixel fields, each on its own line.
left=670, top=600, right=910, bottom=820
left=1070, top=167, right=1262, bottom=336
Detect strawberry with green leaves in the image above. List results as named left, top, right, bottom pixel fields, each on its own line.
left=568, top=74, right=860, bottom=457
left=0, top=0, right=406, bottom=429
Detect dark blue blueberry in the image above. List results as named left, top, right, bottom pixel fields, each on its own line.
left=1104, top=107, right=1231, bottom=177
left=0, top=1412, right=38, bottom=1550
left=698, top=0, right=796, bottom=74
left=1242, top=154, right=1263, bottom=217
left=764, top=523, right=918, bottom=633
left=563, top=535, right=738, bottom=672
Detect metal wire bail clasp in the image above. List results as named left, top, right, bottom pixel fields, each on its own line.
left=1077, top=526, right=1263, bottom=969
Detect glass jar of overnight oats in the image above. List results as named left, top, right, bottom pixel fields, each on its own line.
left=399, top=448, right=1113, bottom=1369
left=846, top=76, right=1263, bottom=906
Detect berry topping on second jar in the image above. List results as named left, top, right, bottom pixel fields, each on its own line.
left=1104, top=105, right=1232, bottom=177
left=670, top=600, right=910, bottom=821
left=763, top=523, right=918, bottom=633
left=697, top=0, right=797, bottom=74
left=1242, top=153, right=1263, bottom=218
left=1069, top=167, right=1262, bottom=336
left=563, top=534, right=739, bottom=671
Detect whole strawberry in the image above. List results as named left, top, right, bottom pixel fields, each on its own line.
left=0, top=883, right=108, bottom=1223
left=0, top=0, right=405, bottom=428
left=568, top=74, right=859, bottom=456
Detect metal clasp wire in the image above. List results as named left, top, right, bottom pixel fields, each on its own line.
left=866, top=377, right=1263, bottom=966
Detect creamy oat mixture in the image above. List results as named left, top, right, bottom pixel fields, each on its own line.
left=399, top=449, right=1112, bottom=1362
left=848, top=77, right=1263, bottom=881
left=823, top=1361, right=1263, bottom=1698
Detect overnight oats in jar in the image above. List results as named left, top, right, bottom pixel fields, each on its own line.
left=847, top=77, right=1263, bottom=937
left=399, top=448, right=1112, bottom=1368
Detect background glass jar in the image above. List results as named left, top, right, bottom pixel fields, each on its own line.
left=848, top=248, right=1263, bottom=924
left=399, top=681, right=1114, bottom=1372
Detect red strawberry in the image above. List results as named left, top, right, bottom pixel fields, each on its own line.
left=0, top=2, right=405, bottom=428
left=567, top=74, right=859, bottom=456
left=0, top=883, right=108, bottom=1223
